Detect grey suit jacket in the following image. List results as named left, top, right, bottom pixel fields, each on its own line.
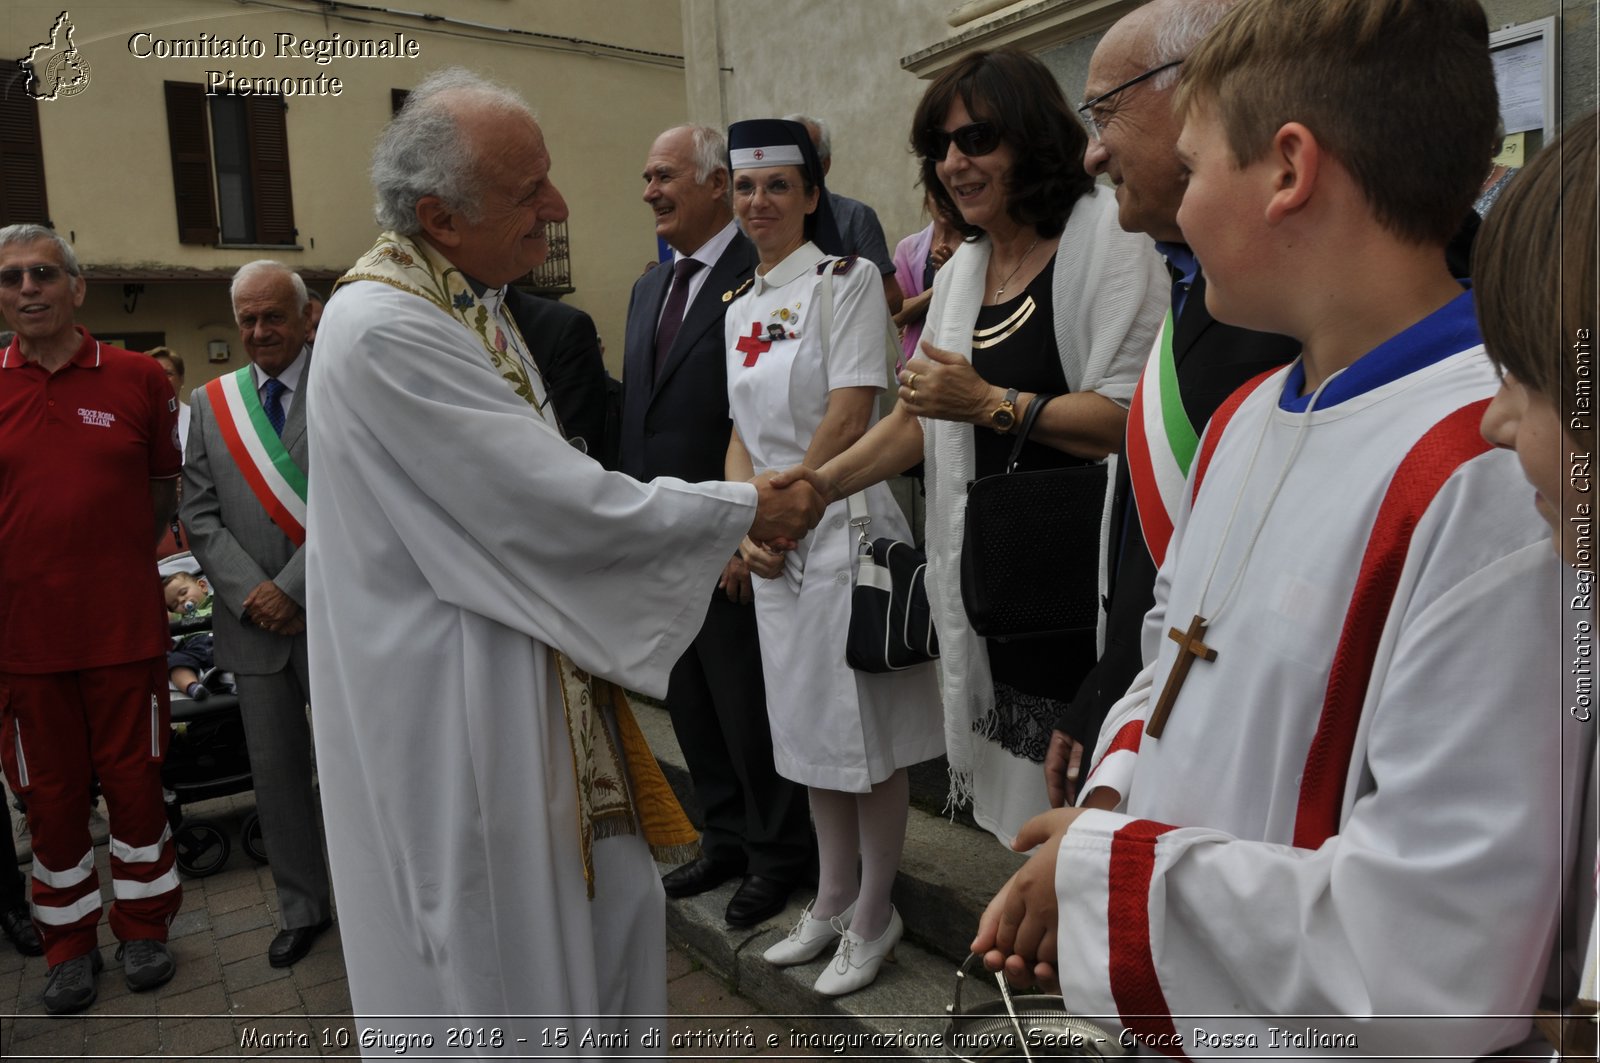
left=181, top=359, right=309, bottom=676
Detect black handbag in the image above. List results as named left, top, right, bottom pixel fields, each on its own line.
left=845, top=494, right=940, bottom=672
left=960, top=394, right=1108, bottom=640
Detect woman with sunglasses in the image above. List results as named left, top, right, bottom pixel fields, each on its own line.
left=721, top=119, right=943, bottom=997
left=802, top=49, right=1166, bottom=846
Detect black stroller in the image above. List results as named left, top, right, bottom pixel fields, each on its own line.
left=158, top=553, right=268, bottom=877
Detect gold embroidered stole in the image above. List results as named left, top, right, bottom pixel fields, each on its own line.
left=338, top=231, right=699, bottom=896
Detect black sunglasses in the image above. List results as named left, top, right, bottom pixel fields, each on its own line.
left=0, top=264, right=69, bottom=289
left=921, top=121, right=1002, bottom=161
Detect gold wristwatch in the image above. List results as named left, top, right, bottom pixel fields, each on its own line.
left=991, top=387, right=1019, bottom=433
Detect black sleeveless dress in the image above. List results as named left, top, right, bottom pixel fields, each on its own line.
left=967, top=255, right=1097, bottom=763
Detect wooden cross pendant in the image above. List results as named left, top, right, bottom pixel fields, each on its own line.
left=1146, top=614, right=1216, bottom=738
left=736, top=323, right=773, bottom=367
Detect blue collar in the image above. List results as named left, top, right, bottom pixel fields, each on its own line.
left=1279, top=288, right=1479, bottom=411
left=1154, top=241, right=1199, bottom=289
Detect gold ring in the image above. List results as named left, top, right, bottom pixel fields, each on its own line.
left=905, top=372, right=919, bottom=389
left=908, top=387, right=918, bottom=400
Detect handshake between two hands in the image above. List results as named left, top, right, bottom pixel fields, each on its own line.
left=745, top=465, right=836, bottom=559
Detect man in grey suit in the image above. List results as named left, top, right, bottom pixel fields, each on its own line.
left=620, top=125, right=811, bottom=927
left=182, top=260, right=333, bottom=967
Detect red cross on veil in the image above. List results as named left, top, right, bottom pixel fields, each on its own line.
left=736, top=323, right=773, bottom=367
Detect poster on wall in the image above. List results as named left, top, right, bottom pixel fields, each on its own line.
left=1490, top=16, right=1558, bottom=147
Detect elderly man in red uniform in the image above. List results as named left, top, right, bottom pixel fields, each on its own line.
left=0, top=223, right=183, bottom=1015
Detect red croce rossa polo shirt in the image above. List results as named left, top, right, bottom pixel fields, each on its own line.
left=0, top=328, right=181, bottom=673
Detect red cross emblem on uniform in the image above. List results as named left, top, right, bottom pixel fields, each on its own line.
left=736, top=323, right=772, bottom=367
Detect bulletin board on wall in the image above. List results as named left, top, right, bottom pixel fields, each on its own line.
left=1490, top=16, right=1558, bottom=166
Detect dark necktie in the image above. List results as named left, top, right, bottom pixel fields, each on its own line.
left=262, top=377, right=287, bottom=437
left=653, top=258, right=704, bottom=377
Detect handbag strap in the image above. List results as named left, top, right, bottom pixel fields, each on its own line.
left=1004, top=392, right=1057, bottom=473
left=821, top=256, right=908, bottom=417
left=822, top=261, right=894, bottom=546
left=846, top=489, right=871, bottom=545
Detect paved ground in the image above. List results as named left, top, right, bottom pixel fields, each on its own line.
left=0, top=795, right=831, bottom=1061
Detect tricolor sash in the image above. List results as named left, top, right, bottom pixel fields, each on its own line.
left=1124, top=311, right=1198, bottom=567
left=204, top=367, right=307, bottom=545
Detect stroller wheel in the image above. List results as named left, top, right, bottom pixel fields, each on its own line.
left=241, top=812, right=269, bottom=865
left=174, top=820, right=230, bottom=878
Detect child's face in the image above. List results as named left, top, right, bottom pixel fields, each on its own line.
left=1174, top=102, right=1273, bottom=330
left=165, top=576, right=208, bottom=613
left=1481, top=371, right=1591, bottom=564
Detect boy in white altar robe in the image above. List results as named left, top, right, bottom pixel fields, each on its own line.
left=304, top=69, right=826, bottom=1057
left=972, top=0, right=1592, bottom=1058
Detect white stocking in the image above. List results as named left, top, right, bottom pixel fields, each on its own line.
left=807, top=787, right=859, bottom=920
left=850, top=768, right=909, bottom=941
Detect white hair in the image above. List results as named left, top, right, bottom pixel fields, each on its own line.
left=681, top=124, right=728, bottom=185
left=371, top=68, right=532, bottom=234
left=784, top=113, right=830, bottom=164
left=230, top=260, right=308, bottom=316
left=0, top=224, right=80, bottom=275
left=1144, top=0, right=1238, bottom=90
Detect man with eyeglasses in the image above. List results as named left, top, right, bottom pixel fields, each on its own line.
left=0, top=223, right=184, bottom=1014
left=1042, top=0, right=1297, bottom=804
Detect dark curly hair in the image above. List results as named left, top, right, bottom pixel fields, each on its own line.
left=910, top=49, right=1094, bottom=241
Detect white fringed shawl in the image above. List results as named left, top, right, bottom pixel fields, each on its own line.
left=920, top=185, right=1167, bottom=836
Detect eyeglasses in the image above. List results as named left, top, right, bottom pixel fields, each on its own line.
left=920, top=121, right=1002, bottom=161
left=0, top=264, right=70, bottom=288
left=733, top=176, right=801, bottom=199
left=1077, top=59, right=1184, bottom=140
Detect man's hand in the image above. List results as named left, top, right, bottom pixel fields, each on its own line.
left=972, top=807, right=1086, bottom=989
left=242, top=580, right=303, bottom=635
left=718, top=552, right=755, bottom=603
left=749, top=467, right=826, bottom=546
left=1043, top=729, right=1084, bottom=808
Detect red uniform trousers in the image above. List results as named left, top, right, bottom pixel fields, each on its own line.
left=0, top=657, right=182, bottom=965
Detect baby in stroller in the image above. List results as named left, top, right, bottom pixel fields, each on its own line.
left=155, top=554, right=259, bottom=876
left=162, top=571, right=233, bottom=701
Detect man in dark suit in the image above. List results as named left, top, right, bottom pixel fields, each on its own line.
left=505, top=289, right=616, bottom=468
left=621, top=124, right=811, bottom=927
left=1045, top=0, right=1299, bottom=804
left=183, top=261, right=333, bottom=966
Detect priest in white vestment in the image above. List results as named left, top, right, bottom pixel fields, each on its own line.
left=303, top=70, right=825, bottom=1057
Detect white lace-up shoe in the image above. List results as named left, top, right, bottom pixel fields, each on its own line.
left=813, top=906, right=902, bottom=996
left=763, top=900, right=854, bottom=966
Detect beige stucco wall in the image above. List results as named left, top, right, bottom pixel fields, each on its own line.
left=687, top=0, right=954, bottom=259
left=691, top=0, right=1600, bottom=262
left=1, top=0, right=688, bottom=378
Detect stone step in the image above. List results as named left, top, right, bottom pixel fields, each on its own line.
left=634, top=697, right=1037, bottom=1055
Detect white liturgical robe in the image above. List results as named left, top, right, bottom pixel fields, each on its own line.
left=305, top=275, right=754, bottom=1057
left=1059, top=294, right=1591, bottom=1059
